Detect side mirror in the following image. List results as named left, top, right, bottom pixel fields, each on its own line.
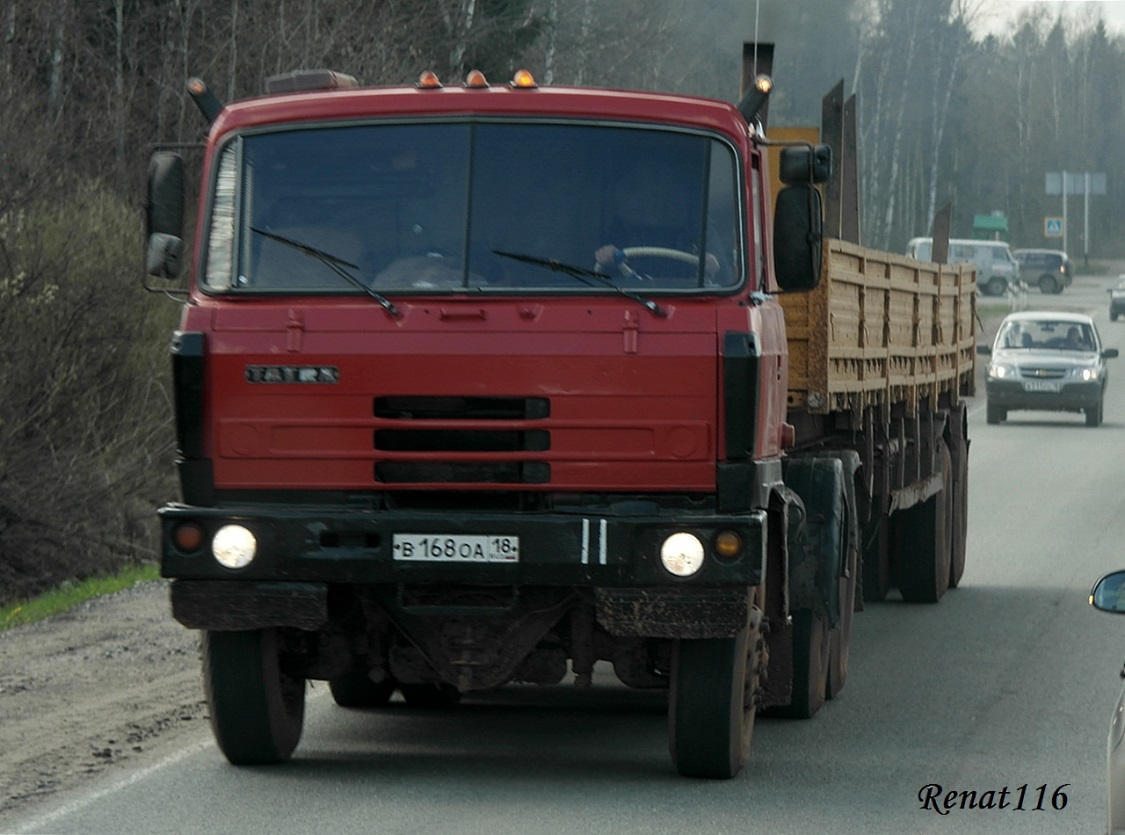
left=146, top=233, right=184, bottom=279
left=779, top=144, right=831, bottom=185
left=146, top=152, right=185, bottom=278
left=1091, top=570, right=1125, bottom=613
left=977, top=344, right=992, bottom=355
left=773, top=184, right=823, bottom=292
left=1104, top=348, right=1120, bottom=359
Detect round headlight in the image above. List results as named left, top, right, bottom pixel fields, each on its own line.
left=212, top=524, right=257, bottom=569
left=660, top=532, right=705, bottom=577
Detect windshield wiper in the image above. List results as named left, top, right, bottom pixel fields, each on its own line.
left=492, top=250, right=667, bottom=318
left=251, top=227, right=399, bottom=317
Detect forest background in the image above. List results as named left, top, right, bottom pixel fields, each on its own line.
left=1, top=0, right=1120, bottom=604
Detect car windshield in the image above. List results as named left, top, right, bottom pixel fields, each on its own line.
left=202, top=121, right=742, bottom=295
left=996, top=319, right=1096, bottom=352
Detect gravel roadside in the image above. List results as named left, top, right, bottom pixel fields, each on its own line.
left=0, top=581, right=208, bottom=828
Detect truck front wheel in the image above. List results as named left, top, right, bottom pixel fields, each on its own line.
left=203, top=628, right=305, bottom=764
left=668, top=599, right=765, bottom=779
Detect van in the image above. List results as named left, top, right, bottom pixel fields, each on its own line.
left=906, top=237, right=1020, bottom=297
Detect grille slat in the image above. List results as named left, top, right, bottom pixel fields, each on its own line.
left=373, top=396, right=551, bottom=485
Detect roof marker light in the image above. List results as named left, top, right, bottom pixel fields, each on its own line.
left=464, top=70, right=489, bottom=88
left=511, top=69, right=538, bottom=89
left=417, top=71, right=443, bottom=89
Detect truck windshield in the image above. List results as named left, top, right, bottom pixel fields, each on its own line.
left=203, top=121, right=742, bottom=294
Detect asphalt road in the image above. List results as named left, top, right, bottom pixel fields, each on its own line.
left=9, top=273, right=1125, bottom=835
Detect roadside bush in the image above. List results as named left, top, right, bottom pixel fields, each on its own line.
left=0, top=180, right=179, bottom=605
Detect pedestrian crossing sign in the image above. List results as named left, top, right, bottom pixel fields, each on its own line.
left=1044, top=217, right=1063, bottom=237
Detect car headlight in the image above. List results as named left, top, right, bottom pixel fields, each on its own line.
left=988, top=363, right=1015, bottom=379
left=1071, top=366, right=1100, bottom=382
left=212, top=524, right=257, bottom=569
left=660, top=532, right=705, bottom=577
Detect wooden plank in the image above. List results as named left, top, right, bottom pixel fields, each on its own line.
left=781, top=239, right=977, bottom=416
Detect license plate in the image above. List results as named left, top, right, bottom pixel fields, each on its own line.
left=392, top=534, right=519, bottom=563
left=1024, top=380, right=1062, bottom=393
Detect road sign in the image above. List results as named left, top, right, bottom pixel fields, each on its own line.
left=1046, top=172, right=1106, bottom=195
left=1044, top=217, right=1063, bottom=238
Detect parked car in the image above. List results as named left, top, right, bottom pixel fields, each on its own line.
left=906, top=237, right=1019, bottom=297
left=1012, top=248, right=1072, bottom=294
left=1109, top=277, right=1125, bottom=321
left=976, top=311, right=1118, bottom=427
left=1088, top=571, right=1125, bottom=834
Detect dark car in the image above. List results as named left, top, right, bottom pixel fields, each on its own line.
left=1012, top=248, right=1072, bottom=294
left=1110, top=277, right=1125, bottom=321
left=977, top=311, right=1118, bottom=426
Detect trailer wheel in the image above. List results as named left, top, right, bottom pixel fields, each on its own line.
left=894, top=443, right=952, bottom=604
left=203, top=628, right=305, bottom=765
left=828, top=540, right=857, bottom=699
left=861, top=512, right=891, bottom=602
left=329, top=670, right=397, bottom=708
left=669, top=598, right=764, bottom=779
left=947, top=423, right=969, bottom=589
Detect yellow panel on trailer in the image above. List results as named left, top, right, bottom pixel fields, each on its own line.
left=780, top=238, right=977, bottom=417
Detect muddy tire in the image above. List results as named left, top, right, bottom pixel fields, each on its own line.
left=203, top=628, right=305, bottom=765
left=771, top=609, right=830, bottom=718
left=669, top=603, right=764, bottom=779
left=894, top=443, right=952, bottom=604
left=827, top=549, right=857, bottom=699
left=948, top=423, right=969, bottom=589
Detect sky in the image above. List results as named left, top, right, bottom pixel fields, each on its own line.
left=974, top=0, right=1125, bottom=37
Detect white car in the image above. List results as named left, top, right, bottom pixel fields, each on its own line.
left=1089, top=570, right=1125, bottom=834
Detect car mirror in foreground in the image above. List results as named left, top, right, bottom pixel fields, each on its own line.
left=1091, top=570, right=1125, bottom=613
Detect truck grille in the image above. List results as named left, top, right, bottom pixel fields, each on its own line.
left=373, top=395, right=550, bottom=485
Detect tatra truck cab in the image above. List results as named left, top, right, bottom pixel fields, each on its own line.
left=145, top=65, right=972, bottom=779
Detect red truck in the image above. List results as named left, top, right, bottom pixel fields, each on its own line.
left=146, top=60, right=973, bottom=780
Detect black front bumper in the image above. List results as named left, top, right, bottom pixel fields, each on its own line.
left=985, top=378, right=1103, bottom=411
left=160, top=502, right=767, bottom=637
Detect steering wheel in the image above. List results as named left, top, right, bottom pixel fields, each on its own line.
left=594, top=246, right=700, bottom=280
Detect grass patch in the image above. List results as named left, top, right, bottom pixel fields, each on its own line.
left=0, top=563, right=161, bottom=632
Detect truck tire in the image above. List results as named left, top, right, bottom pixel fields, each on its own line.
left=862, top=512, right=891, bottom=602
left=894, top=443, right=952, bottom=604
left=947, top=421, right=969, bottom=589
left=203, top=628, right=305, bottom=765
left=780, top=454, right=855, bottom=705
left=827, top=538, right=857, bottom=700
left=329, top=670, right=397, bottom=708
left=781, top=609, right=830, bottom=717
left=668, top=600, right=764, bottom=779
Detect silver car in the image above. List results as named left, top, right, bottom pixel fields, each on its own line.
left=1089, top=571, right=1125, bottom=833
left=977, top=311, right=1118, bottom=427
